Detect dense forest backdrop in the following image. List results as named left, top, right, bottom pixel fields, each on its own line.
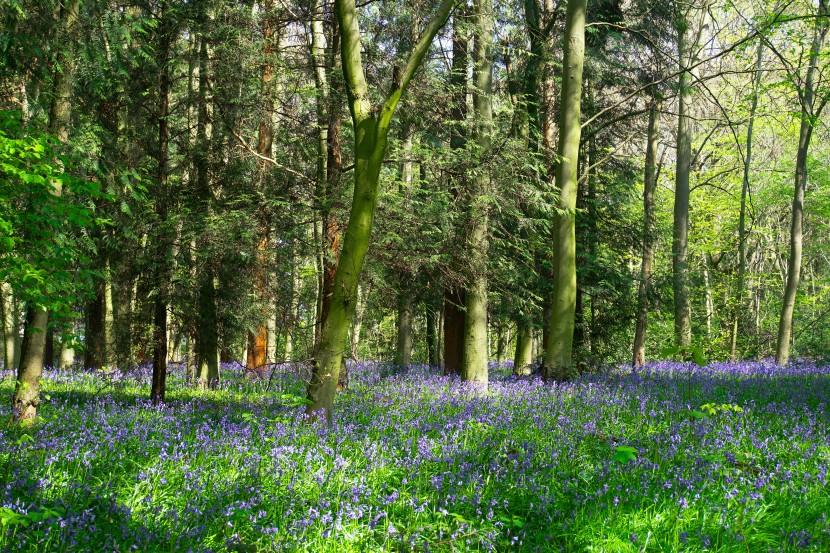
left=3, top=0, right=830, bottom=418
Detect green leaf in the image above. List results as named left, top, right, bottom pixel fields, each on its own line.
left=689, top=410, right=707, bottom=420
left=691, top=348, right=707, bottom=367
left=612, top=445, right=637, bottom=463
left=660, top=346, right=680, bottom=358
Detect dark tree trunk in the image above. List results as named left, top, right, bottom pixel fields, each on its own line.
left=85, top=284, right=106, bottom=369
left=443, top=288, right=465, bottom=375
left=151, top=0, right=173, bottom=405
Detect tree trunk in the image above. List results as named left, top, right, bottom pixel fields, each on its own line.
left=461, top=0, right=494, bottom=387
left=394, top=127, right=415, bottom=367
left=495, top=323, right=506, bottom=364
left=443, top=11, right=468, bottom=377
left=193, top=20, right=220, bottom=389
left=247, top=0, right=277, bottom=373
left=58, top=333, right=75, bottom=370
left=514, top=323, right=533, bottom=375
left=311, top=5, right=344, bottom=349
left=776, top=3, right=828, bottom=365
left=85, top=284, right=106, bottom=369
left=703, top=254, right=714, bottom=338
left=284, top=241, right=300, bottom=362
left=1, top=282, right=20, bottom=370
left=426, top=303, right=438, bottom=366
left=394, top=287, right=414, bottom=366
left=104, top=261, right=115, bottom=366
left=632, top=100, right=660, bottom=367
left=348, top=282, right=366, bottom=359
left=151, top=0, right=172, bottom=405
left=305, top=0, right=455, bottom=421
left=443, top=288, right=465, bottom=375
left=544, top=0, right=587, bottom=380
left=13, top=0, right=79, bottom=422
left=43, top=325, right=54, bottom=369
left=672, top=4, right=708, bottom=348
left=729, top=42, right=763, bottom=360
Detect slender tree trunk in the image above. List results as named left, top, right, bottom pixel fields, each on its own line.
left=776, top=3, right=828, bottom=365
left=426, top=303, right=438, bottom=366
left=284, top=238, right=300, bottom=362
left=461, top=0, right=494, bottom=386
left=58, top=332, right=75, bottom=369
left=349, top=282, right=366, bottom=359
left=632, top=100, right=660, bottom=367
left=730, top=41, right=763, bottom=360
left=86, top=284, right=106, bottom=369
left=443, top=288, right=465, bottom=375
left=514, top=323, right=533, bottom=375
left=1, top=282, right=20, bottom=371
left=43, top=325, right=54, bottom=369
left=193, top=21, right=220, bottom=389
left=267, top=303, right=278, bottom=362
left=443, top=11, right=468, bottom=377
left=310, top=0, right=329, bottom=350
left=311, top=8, right=345, bottom=349
left=544, top=0, right=587, bottom=380
left=703, top=254, right=714, bottom=337
left=495, top=323, right=506, bottom=364
left=394, top=287, right=414, bottom=366
left=305, top=0, right=455, bottom=421
left=150, top=0, right=172, bottom=404
left=104, top=261, right=115, bottom=366
left=247, top=0, right=279, bottom=373
left=672, top=4, right=708, bottom=348
left=13, top=0, right=79, bottom=422
left=394, top=128, right=415, bottom=367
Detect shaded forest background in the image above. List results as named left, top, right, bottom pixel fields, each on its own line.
left=3, top=0, right=830, bottom=403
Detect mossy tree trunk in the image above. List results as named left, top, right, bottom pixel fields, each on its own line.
left=632, top=99, right=660, bottom=368
left=672, top=2, right=708, bottom=349
left=514, top=324, right=533, bottom=375
left=305, top=0, right=456, bottom=422
left=13, top=0, right=79, bottom=422
left=443, top=11, right=468, bottom=377
left=1, top=282, right=20, bottom=371
left=776, top=1, right=829, bottom=365
left=461, top=0, right=494, bottom=387
left=544, top=0, right=587, bottom=380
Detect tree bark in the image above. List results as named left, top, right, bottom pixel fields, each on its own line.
left=632, top=100, right=660, bottom=367
left=514, top=323, right=533, bottom=375
left=150, top=0, right=173, bottom=405
left=443, top=288, right=465, bottom=375
left=730, top=40, right=763, bottom=360
left=86, top=283, right=106, bottom=369
left=672, top=3, right=708, bottom=348
left=13, top=0, right=79, bottom=422
left=544, top=0, right=587, bottom=380
left=305, top=0, right=455, bottom=422
left=193, top=19, right=220, bottom=389
left=58, top=332, right=75, bottom=370
left=776, top=2, right=828, bottom=365
left=461, top=0, right=494, bottom=387
left=247, top=0, right=277, bottom=373
left=394, top=287, right=414, bottom=366
left=443, top=11, right=468, bottom=377
left=1, top=282, right=20, bottom=371
left=426, top=303, right=439, bottom=366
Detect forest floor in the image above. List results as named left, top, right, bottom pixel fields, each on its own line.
left=0, top=359, right=829, bottom=552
